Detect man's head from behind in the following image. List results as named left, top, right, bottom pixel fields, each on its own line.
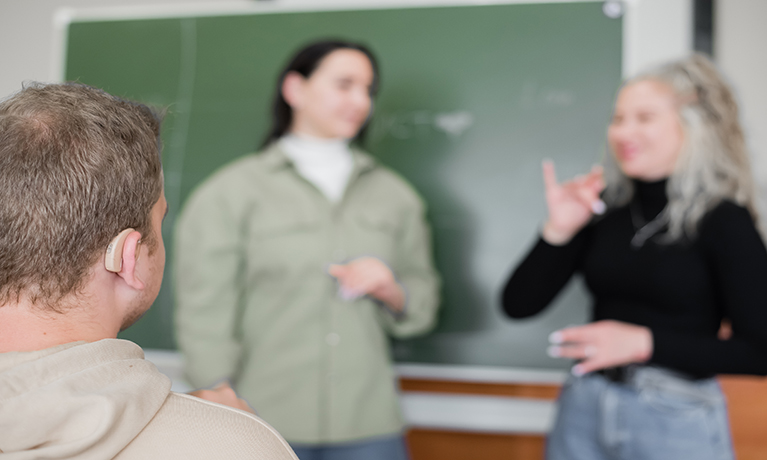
left=0, top=82, right=165, bottom=329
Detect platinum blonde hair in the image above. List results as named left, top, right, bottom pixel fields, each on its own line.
left=602, top=53, right=757, bottom=241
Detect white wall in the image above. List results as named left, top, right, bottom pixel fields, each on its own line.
left=716, top=0, right=767, bottom=206
left=622, top=0, right=692, bottom=76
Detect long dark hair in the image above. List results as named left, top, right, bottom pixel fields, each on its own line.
left=260, top=39, right=380, bottom=149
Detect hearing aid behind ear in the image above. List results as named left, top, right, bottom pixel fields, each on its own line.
left=105, top=228, right=135, bottom=273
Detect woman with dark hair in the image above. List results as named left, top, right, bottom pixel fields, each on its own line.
left=175, top=40, right=440, bottom=459
left=261, top=40, right=379, bottom=147
left=502, top=54, right=767, bottom=460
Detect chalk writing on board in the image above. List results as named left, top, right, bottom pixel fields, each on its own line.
left=435, top=112, right=475, bottom=138
left=520, top=81, right=576, bottom=109
left=370, top=110, right=475, bottom=141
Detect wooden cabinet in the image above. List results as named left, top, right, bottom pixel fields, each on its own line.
left=402, top=376, right=767, bottom=460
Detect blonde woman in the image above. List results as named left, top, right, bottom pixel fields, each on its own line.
left=502, top=54, right=767, bottom=460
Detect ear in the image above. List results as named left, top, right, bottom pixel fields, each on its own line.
left=281, top=71, right=305, bottom=109
left=116, top=231, right=145, bottom=290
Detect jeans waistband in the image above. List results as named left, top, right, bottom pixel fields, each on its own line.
left=596, top=365, right=712, bottom=384
left=594, top=365, right=722, bottom=408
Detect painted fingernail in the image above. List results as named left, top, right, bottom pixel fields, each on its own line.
left=548, top=331, right=564, bottom=344
left=591, top=200, right=606, bottom=215
left=571, top=365, right=585, bottom=377
left=547, top=346, right=561, bottom=358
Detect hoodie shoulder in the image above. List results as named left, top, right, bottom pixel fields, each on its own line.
left=115, top=392, right=297, bottom=460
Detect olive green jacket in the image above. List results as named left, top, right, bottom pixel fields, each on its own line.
left=174, top=144, right=440, bottom=444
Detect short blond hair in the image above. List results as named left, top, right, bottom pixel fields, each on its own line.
left=0, top=83, right=163, bottom=308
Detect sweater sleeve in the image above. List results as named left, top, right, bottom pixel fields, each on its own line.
left=501, top=228, right=589, bottom=319
left=649, top=202, right=767, bottom=375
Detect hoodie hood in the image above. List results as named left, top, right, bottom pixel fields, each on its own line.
left=0, top=339, right=171, bottom=459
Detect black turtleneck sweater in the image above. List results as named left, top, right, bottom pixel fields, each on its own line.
left=502, top=180, right=767, bottom=377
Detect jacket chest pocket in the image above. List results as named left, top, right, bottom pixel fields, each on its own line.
left=245, top=212, right=323, bottom=273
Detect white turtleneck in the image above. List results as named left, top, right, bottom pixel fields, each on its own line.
left=279, top=134, right=354, bottom=203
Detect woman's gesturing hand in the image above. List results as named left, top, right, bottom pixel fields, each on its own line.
left=328, top=257, right=406, bottom=312
left=541, top=160, right=606, bottom=245
left=547, top=320, right=654, bottom=376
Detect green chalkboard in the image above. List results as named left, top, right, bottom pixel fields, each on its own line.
left=64, top=2, right=622, bottom=369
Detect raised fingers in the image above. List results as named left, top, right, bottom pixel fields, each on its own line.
left=585, top=166, right=606, bottom=196
left=562, top=180, right=604, bottom=216
left=588, top=164, right=604, bottom=181
left=542, top=160, right=559, bottom=193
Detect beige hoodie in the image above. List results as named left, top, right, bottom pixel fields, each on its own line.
left=0, top=339, right=297, bottom=459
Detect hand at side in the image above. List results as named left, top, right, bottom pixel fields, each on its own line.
left=547, top=320, right=654, bottom=375
left=189, top=382, right=255, bottom=414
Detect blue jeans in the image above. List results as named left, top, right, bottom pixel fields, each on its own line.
left=547, top=367, right=734, bottom=460
left=290, top=434, right=409, bottom=460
